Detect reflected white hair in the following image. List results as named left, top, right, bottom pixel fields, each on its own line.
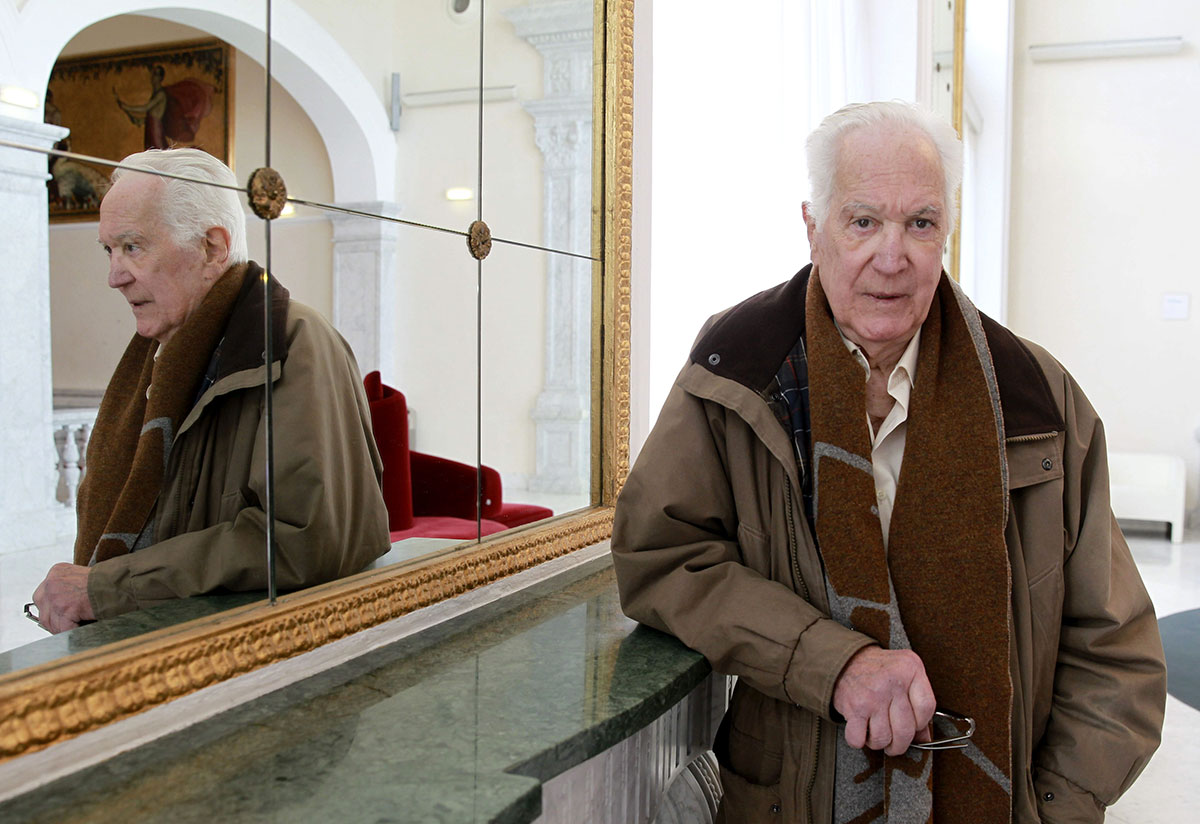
left=111, top=148, right=248, bottom=265
left=805, top=101, right=963, bottom=237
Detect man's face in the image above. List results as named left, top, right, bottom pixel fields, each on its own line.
left=805, top=125, right=948, bottom=358
left=98, top=174, right=219, bottom=345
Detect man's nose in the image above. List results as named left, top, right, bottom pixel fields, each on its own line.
left=872, top=224, right=907, bottom=274
left=108, top=258, right=132, bottom=289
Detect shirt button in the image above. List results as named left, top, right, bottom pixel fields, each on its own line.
left=708, top=353, right=721, bottom=366
left=1042, top=458, right=1053, bottom=471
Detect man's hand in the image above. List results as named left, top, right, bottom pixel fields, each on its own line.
left=833, top=646, right=937, bottom=756
left=31, top=563, right=96, bottom=634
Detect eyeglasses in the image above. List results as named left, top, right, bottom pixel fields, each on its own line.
left=24, top=602, right=39, bottom=624
left=911, top=709, right=976, bottom=751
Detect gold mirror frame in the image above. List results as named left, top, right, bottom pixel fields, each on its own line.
left=0, top=0, right=633, bottom=763
left=948, top=0, right=965, bottom=280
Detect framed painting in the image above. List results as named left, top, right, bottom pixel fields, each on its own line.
left=45, top=38, right=233, bottom=222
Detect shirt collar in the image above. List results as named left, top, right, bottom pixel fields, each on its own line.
left=837, top=325, right=922, bottom=402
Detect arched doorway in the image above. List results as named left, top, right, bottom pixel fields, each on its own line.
left=0, top=0, right=396, bottom=552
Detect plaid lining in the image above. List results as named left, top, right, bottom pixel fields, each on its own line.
left=772, top=333, right=815, bottom=526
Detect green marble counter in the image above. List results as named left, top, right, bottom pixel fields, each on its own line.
left=0, top=555, right=712, bottom=823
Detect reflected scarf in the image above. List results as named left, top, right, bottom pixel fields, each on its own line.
left=74, top=265, right=248, bottom=566
left=806, top=271, right=1013, bottom=823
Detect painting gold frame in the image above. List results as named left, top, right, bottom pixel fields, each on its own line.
left=45, top=37, right=233, bottom=222
left=0, top=0, right=634, bottom=763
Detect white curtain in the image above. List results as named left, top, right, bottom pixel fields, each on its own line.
left=641, top=0, right=922, bottom=429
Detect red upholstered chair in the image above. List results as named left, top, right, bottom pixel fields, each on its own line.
left=363, top=371, right=553, bottom=542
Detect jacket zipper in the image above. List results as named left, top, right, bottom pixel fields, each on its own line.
left=1006, top=431, right=1057, bottom=444
left=783, top=474, right=809, bottom=602
left=784, top=474, right=819, bottom=821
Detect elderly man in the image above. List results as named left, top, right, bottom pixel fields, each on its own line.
left=32, top=148, right=389, bottom=633
left=612, top=102, right=1166, bottom=823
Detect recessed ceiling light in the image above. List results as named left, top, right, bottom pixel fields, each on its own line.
left=0, top=86, right=39, bottom=109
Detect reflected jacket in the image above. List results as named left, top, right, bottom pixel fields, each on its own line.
left=87, top=263, right=390, bottom=617
left=611, top=267, right=1166, bottom=823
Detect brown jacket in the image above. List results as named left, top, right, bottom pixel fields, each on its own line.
left=612, top=268, right=1166, bottom=823
left=88, top=265, right=390, bottom=617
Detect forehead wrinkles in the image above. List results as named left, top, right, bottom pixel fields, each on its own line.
left=101, top=178, right=168, bottom=243
left=829, top=126, right=944, bottom=217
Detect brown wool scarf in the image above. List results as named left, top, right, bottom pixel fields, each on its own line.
left=74, top=264, right=249, bottom=566
left=806, top=271, right=1013, bottom=824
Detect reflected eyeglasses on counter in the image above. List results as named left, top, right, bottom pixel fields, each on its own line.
left=911, top=709, right=976, bottom=751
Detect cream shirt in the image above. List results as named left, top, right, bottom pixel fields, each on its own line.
left=839, top=327, right=922, bottom=550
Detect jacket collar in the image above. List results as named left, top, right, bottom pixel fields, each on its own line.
left=177, top=262, right=290, bottom=437
left=689, top=264, right=1063, bottom=437
left=211, top=260, right=290, bottom=384
left=689, top=265, right=812, bottom=395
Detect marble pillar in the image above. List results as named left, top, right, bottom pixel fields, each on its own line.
left=0, top=115, right=69, bottom=552
left=508, top=0, right=594, bottom=494
left=329, top=202, right=401, bottom=380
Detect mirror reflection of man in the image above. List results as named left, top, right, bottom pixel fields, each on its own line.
left=612, top=102, right=1166, bottom=822
left=31, top=148, right=389, bottom=633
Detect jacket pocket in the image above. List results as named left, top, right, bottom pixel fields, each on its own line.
left=217, top=487, right=250, bottom=522
left=1033, top=766, right=1106, bottom=823
left=736, top=521, right=773, bottom=577
left=714, top=685, right=786, bottom=821
left=1027, top=563, right=1064, bottom=745
left=716, top=764, right=784, bottom=823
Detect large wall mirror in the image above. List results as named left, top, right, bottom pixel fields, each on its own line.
left=0, top=0, right=631, bottom=763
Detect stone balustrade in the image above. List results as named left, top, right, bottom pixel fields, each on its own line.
left=51, top=407, right=95, bottom=512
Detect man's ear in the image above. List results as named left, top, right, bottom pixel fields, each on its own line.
left=202, top=226, right=231, bottom=273
left=802, top=202, right=818, bottom=260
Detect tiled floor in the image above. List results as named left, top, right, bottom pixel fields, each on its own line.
left=2, top=523, right=1197, bottom=819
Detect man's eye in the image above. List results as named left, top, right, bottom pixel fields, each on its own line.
left=853, top=218, right=872, bottom=229
left=124, top=244, right=138, bottom=254
left=913, top=218, right=933, bottom=230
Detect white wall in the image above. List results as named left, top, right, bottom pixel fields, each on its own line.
left=1008, top=0, right=1200, bottom=515
left=289, top=0, right=555, bottom=477
left=388, top=0, right=550, bottom=473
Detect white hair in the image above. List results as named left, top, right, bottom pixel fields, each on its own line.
left=805, top=101, right=963, bottom=237
left=111, top=148, right=248, bottom=265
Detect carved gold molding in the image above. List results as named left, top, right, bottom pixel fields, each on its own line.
left=0, top=0, right=635, bottom=765
left=603, top=0, right=634, bottom=504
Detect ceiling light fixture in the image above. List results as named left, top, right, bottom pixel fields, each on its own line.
left=0, top=86, right=39, bottom=109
